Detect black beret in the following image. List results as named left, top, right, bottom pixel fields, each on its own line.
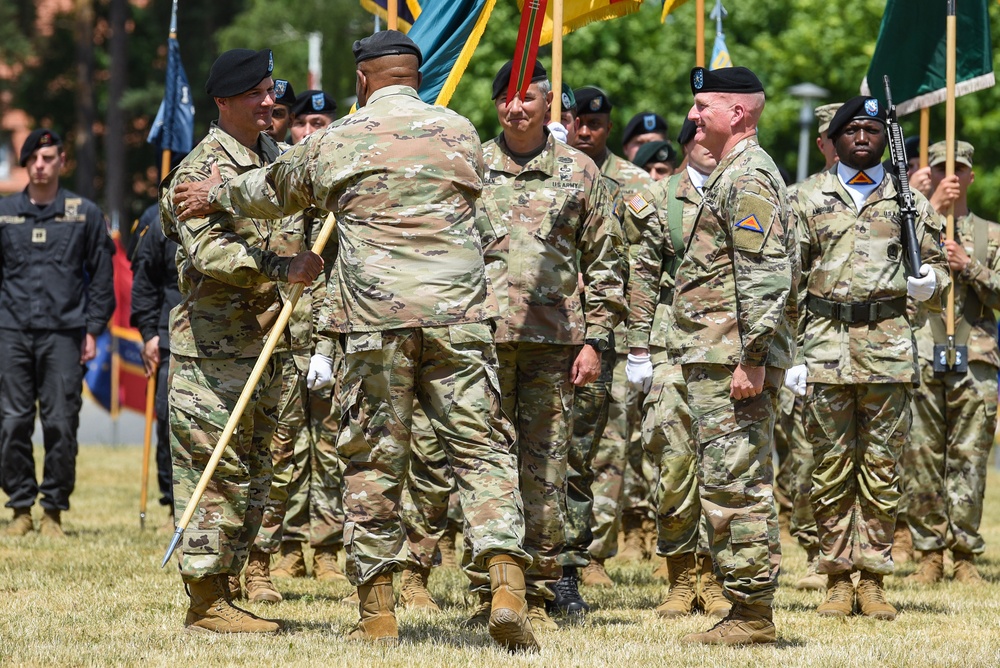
left=292, top=90, right=337, bottom=116
left=274, top=79, right=296, bottom=107
left=632, top=140, right=676, bottom=169
left=904, top=135, right=921, bottom=161
left=353, top=30, right=423, bottom=67
left=575, top=86, right=612, bottom=115
left=690, top=66, right=764, bottom=95
left=623, top=112, right=668, bottom=145
left=677, top=118, right=697, bottom=146
left=19, top=128, right=63, bottom=166
left=826, top=95, right=888, bottom=139
left=206, top=49, right=274, bottom=98
left=492, top=59, right=547, bottom=100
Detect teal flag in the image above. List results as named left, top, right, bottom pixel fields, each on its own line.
left=862, top=0, right=994, bottom=115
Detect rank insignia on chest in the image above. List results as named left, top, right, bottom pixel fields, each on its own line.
left=735, top=214, right=764, bottom=233
left=32, top=228, right=46, bottom=244
left=847, top=171, right=875, bottom=186
left=627, top=193, right=653, bottom=218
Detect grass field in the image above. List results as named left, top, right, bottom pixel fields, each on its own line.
left=2, top=446, right=999, bottom=667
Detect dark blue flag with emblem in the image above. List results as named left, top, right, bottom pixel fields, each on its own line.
left=147, top=32, right=195, bottom=154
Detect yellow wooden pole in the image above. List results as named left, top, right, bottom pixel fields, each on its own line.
left=139, top=373, right=156, bottom=529
left=919, top=107, right=930, bottom=168
left=696, top=0, right=705, bottom=67
left=944, top=4, right=957, bottom=346
left=388, top=0, right=398, bottom=30
left=550, top=0, right=564, bottom=123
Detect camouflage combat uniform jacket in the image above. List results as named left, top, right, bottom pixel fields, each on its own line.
left=671, top=137, right=797, bottom=369
left=793, top=165, right=950, bottom=384
left=627, top=168, right=701, bottom=351
left=480, top=133, right=625, bottom=346
left=212, top=85, right=498, bottom=335
left=913, top=212, right=1000, bottom=368
left=160, top=123, right=299, bottom=359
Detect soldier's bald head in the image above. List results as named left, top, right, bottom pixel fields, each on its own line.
left=358, top=54, right=421, bottom=86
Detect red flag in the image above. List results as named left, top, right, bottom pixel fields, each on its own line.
left=111, top=236, right=148, bottom=414
left=507, top=0, right=548, bottom=104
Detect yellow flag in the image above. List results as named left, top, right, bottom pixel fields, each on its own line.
left=661, top=0, right=693, bottom=23
left=517, top=0, right=646, bottom=45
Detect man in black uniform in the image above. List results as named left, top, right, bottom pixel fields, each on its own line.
left=0, top=129, right=115, bottom=537
left=130, top=205, right=181, bottom=528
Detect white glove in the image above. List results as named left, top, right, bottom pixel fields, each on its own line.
left=625, top=353, right=653, bottom=393
left=907, top=264, right=937, bottom=302
left=547, top=121, right=569, bottom=143
left=306, top=354, right=333, bottom=390
left=784, top=364, right=808, bottom=397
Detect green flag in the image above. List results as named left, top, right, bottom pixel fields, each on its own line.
left=862, top=0, right=994, bottom=115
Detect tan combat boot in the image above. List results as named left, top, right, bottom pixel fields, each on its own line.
left=39, top=509, right=65, bottom=538
left=652, top=557, right=669, bottom=581
left=655, top=552, right=697, bottom=618
left=581, top=557, right=615, bottom=587
left=438, top=527, right=459, bottom=568
left=952, top=551, right=983, bottom=583
left=795, top=548, right=827, bottom=591
left=856, top=571, right=896, bottom=620
left=400, top=566, right=441, bottom=611
left=463, top=591, right=491, bottom=628
left=270, top=542, right=306, bottom=579
left=618, top=512, right=646, bottom=562
left=313, top=546, right=349, bottom=582
left=341, top=589, right=360, bottom=606
left=682, top=602, right=776, bottom=645
left=245, top=550, right=282, bottom=603
left=697, top=554, right=731, bottom=618
left=642, top=518, right=658, bottom=560
left=891, top=522, right=914, bottom=565
left=5, top=508, right=33, bottom=536
left=905, top=549, right=944, bottom=585
left=184, top=574, right=280, bottom=634
left=526, top=596, right=558, bottom=631
left=227, top=574, right=244, bottom=601
left=487, top=555, right=540, bottom=652
left=347, top=572, right=398, bottom=644
left=816, top=572, right=854, bottom=617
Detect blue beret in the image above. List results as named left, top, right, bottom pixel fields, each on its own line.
left=206, top=49, right=274, bottom=98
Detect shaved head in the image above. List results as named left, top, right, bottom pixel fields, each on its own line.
left=356, top=54, right=421, bottom=106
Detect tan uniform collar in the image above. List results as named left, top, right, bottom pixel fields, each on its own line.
left=209, top=122, right=281, bottom=168
left=487, top=132, right=558, bottom=177
left=704, top=135, right=759, bottom=191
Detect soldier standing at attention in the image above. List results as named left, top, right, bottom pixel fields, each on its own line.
left=902, top=140, right=999, bottom=585
left=786, top=96, right=949, bottom=621
left=670, top=66, right=796, bottom=645
left=0, top=129, right=115, bottom=537
left=174, top=31, right=540, bottom=653
left=160, top=48, right=324, bottom=634
left=265, top=78, right=296, bottom=142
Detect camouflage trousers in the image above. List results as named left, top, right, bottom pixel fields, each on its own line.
left=254, top=352, right=309, bottom=553
left=402, top=402, right=461, bottom=569
left=773, top=388, right=795, bottom=514
left=466, top=342, right=576, bottom=599
left=806, top=382, right=910, bottom=575
left=589, top=352, right=646, bottom=560
left=561, top=349, right=613, bottom=568
left=684, top=363, right=782, bottom=606
left=774, top=389, right=818, bottom=551
left=901, top=361, right=997, bottom=555
left=169, top=353, right=284, bottom=579
left=641, top=352, right=708, bottom=556
left=337, top=324, right=527, bottom=585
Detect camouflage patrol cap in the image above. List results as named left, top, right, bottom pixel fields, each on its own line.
left=205, top=49, right=274, bottom=98
left=928, top=140, right=974, bottom=168
left=353, top=30, right=423, bottom=67
left=815, top=103, right=842, bottom=135
left=19, top=128, right=63, bottom=166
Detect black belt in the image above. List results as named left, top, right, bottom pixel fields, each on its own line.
left=807, top=296, right=906, bottom=325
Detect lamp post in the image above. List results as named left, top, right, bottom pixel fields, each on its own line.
left=789, top=82, right=829, bottom=183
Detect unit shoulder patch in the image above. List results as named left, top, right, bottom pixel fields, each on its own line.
left=732, top=190, right=776, bottom=253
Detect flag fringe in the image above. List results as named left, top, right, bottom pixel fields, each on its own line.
left=435, top=0, right=496, bottom=107
left=360, top=0, right=415, bottom=31
left=541, top=1, right=644, bottom=45
left=862, top=72, right=996, bottom=116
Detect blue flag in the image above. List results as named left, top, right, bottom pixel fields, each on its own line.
left=408, top=0, right=496, bottom=106
left=710, top=33, right=732, bottom=70
left=148, top=36, right=195, bottom=154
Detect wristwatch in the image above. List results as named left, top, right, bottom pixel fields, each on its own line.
left=584, top=338, right=609, bottom=352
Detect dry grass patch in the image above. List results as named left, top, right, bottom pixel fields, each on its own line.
left=1, top=446, right=999, bottom=666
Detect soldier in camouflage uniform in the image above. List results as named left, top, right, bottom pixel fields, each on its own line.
left=902, top=141, right=1000, bottom=585
left=625, top=118, right=730, bottom=620
left=459, top=63, right=624, bottom=626
left=161, top=48, right=324, bottom=634
left=787, top=97, right=949, bottom=621
left=570, top=86, right=654, bottom=576
left=667, top=67, right=797, bottom=645
left=174, top=31, right=539, bottom=652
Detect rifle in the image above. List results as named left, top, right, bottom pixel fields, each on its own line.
left=882, top=76, right=923, bottom=279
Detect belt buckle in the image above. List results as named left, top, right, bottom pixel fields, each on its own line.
left=835, top=302, right=852, bottom=324
left=868, top=302, right=879, bottom=323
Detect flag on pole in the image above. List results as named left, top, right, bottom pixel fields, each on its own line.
left=518, top=0, right=646, bottom=45
left=708, top=0, right=730, bottom=69
left=661, top=0, right=693, bottom=23
left=508, top=0, right=549, bottom=104
left=359, top=0, right=422, bottom=32
left=406, top=0, right=497, bottom=106
left=147, top=35, right=195, bottom=154
left=862, top=0, right=994, bottom=115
